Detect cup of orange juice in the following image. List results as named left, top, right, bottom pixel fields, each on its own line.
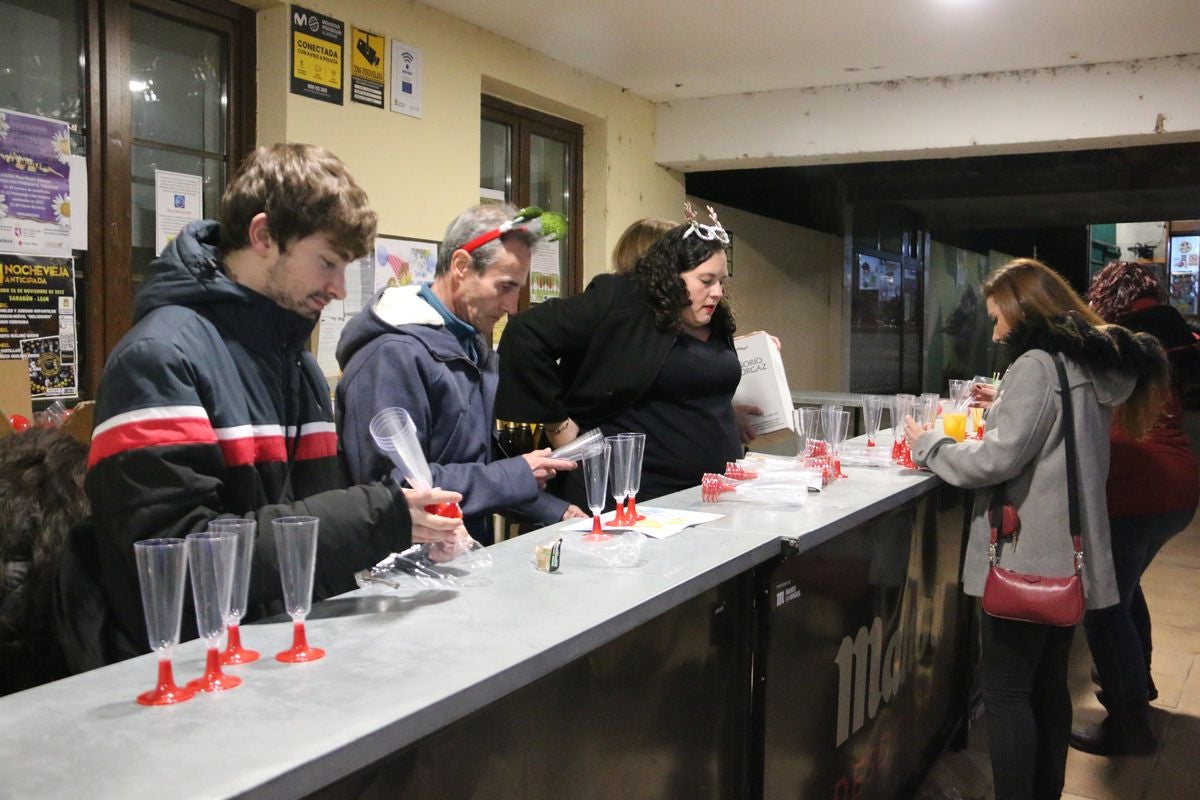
left=943, top=411, right=968, bottom=442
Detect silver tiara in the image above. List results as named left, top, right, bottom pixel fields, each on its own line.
left=682, top=201, right=729, bottom=244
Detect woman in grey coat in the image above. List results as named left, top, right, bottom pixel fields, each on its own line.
left=904, top=258, right=1166, bottom=800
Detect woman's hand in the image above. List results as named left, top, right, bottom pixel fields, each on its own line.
left=403, top=487, right=468, bottom=544
left=734, top=404, right=764, bottom=445
left=902, top=414, right=926, bottom=447
left=970, top=382, right=998, bottom=408
left=545, top=419, right=579, bottom=450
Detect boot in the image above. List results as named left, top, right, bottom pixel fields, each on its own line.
left=1069, top=700, right=1157, bottom=756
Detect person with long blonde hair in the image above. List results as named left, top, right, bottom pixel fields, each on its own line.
left=905, top=257, right=1167, bottom=799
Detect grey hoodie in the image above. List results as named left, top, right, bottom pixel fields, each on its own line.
left=913, top=315, right=1165, bottom=609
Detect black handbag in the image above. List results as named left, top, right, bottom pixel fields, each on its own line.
left=981, top=354, right=1085, bottom=627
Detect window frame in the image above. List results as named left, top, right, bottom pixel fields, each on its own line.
left=481, top=94, right=583, bottom=304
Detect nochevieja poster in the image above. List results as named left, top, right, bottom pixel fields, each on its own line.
left=0, top=253, right=77, bottom=399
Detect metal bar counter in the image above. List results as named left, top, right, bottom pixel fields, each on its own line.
left=0, top=452, right=954, bottom=799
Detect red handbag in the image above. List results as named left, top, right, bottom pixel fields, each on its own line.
left=981, top=355, right=1085, bottom=627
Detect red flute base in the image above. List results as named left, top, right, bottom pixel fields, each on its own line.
left=137, top=658, right=195, bottom=706
left=187, top=646, right=242, bottom=692
left=220, top=624, right=260, bottom=665
left=276, top=620, right=325, bottom=663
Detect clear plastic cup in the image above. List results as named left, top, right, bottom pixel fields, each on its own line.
left=620, top=432, right=647, bottom=521
left=794, top=407, right=821, bottom=456
left=605, top=435, right=634, bottom=526
left=582, top=442, right=611, bottom=536
left=272, top=516, right=325, bottom=663
left=184, top=531, right=241, bottom=692
left=943, top=411, right=968, bottom=442
left=549, top=427, right=606, bottom=461
left=134, top=538, right=194, bottom=706
left=207, top=518, right=259, bottom=665
left=826, top=409, right=850, bottom=479
left=861, top=395, right=885, bottom=446
left=368, top=406, right=433, bottom=489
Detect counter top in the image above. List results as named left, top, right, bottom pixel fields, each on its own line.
left=0, top=443, right=941, bottom=800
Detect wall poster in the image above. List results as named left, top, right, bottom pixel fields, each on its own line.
left=389, top=41, right=423, bottom=118
left=290, top=5, right=344, bottom=105
left=374, top=235, right=438, bottom=289
left=0, top=253, right=77, bottom=399
left=1169, top=234, right=1199, bottom=315
left=0, top=109, right=71, bottom=256
left=350, top=25, right=385, bottom=108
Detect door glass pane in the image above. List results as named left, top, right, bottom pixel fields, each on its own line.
left=480, top=118, right=511, bottom=200
left=530, top=134, right=568, bottom=214
left=0, top=0, right=84, bottom=144
left=130, top=145, right=223, bottom=291
left=130, top=7, right=226, bottom=153
left=530, top=133, right=568, bottom=298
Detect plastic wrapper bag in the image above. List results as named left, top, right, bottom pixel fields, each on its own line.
left=553, top=530, right=646, bottom=569
left=356, top=538, right=493, bottom=591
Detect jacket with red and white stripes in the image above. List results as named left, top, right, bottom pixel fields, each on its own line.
left=83, top=220, right=411, bottom=654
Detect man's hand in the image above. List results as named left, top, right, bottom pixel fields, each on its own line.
left=521, top=448, right=577, bottom=490
left=561, top=504, right=588, bottom=520
left=734, top=404, right=764, bottom=446
left=403, top=487, right=468, bottom=544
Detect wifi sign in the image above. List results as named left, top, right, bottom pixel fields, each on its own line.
left=390, top=41, right=423, bottom=118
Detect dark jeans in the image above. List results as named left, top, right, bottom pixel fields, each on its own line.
left=980, top=613, right=1075, bottom=800
left=1082, top=509, right=1193, bottom=706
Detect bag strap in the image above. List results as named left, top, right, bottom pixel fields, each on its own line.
left=987, top=355, right=1084, bottom=575
left=1053, top=354, right=1085, bottom=573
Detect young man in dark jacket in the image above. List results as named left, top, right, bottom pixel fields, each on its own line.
left=78, top=144, right=464, bottom=665
left=336, top=205, right=584, bottom=544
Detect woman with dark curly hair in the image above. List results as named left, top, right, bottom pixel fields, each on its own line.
left=1069, top=260, right=1200, bottom=756
left=495, top=208, right=748, bottom=507
left=0, top=427, right=90, bottom=695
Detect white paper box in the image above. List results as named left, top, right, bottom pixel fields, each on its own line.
left=732, top=331, right=793, bottom=435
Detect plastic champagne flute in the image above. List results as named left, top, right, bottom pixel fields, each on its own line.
left=861, top=395, right=885, bottom=447
left=920, top=392, right=941, bottom=428
left=207, top=518, right=259, bottom=665
left=184, top=532, right=241, bottom=692
left=827, top=409, right=851, bottom=480
left=820, top=404, right=844, bottom=444
left=273, top=516, right=325, bottom=662
left=971, top=374, right=993, bottom=439
left=605, top=435, right=633, bottom=527
left=369, top=407, right=461, bottom=518
left=620, top=432, right=647, bottom=522
left=134, top=538, right=195, bottom=706
left=582, top=442, right=611, bottom=537
left=892, top=393, right=916, bottom=467
left=795, top=407, right=820, bottom=457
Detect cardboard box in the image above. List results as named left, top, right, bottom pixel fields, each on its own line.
left=0, top=359, right=33, bottom=435
left=732, top=331, right=793, bottom=436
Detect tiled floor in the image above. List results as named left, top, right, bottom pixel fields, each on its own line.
left=916, top=513, right=1200, bottom=800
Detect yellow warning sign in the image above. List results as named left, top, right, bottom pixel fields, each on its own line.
left=351, top=27, right=385, bottom=84
left=293, top=31, right=342, bottom=91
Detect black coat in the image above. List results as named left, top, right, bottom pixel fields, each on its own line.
left=496, top=273, right=679, bottom=427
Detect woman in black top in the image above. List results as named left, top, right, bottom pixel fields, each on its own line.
left=495, top=209, right=744, bottom=508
